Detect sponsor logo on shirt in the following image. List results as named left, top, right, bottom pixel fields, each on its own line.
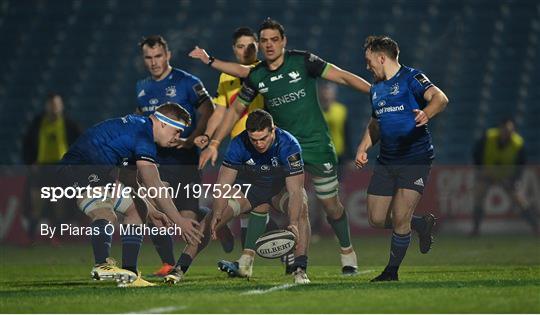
left=287, top=153, right=303, bottom=170
left=414, top=73, right=431, bottom=86
left=137, top=89, right=146, bottom=98
left=374, top=104, right=405, bottom=116
left=192, top=83, right=208, bottom=98
left=378, top=100, right=386, bottom=107
left=140, top=106, right=157, bottom=113
left=246, top=158, right=256, bottom=165
left=258, top=82, right=269, bottom=93
left=149, top=98, right=159, bottom=105
left=267, top=89, right=306, bottom=107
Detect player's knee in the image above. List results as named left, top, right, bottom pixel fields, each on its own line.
left=252, top=204, right=269, bottom=214
left=324, top=201, right=344, bottom=220
left=89, top=209, right=117, bottom=224
left=368, top=212, right=386, bottom=228
left=392, top=213, right=411, bottom=232
left=123, top=205, right=143, bottom=225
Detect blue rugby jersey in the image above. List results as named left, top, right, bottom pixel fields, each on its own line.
left=136, top=68, right=210, bottom=164
left=61, top=115, right=156, bottom=166
left=223, top=128, right=304, bottom=187
left=370, top=65, right=435, bottom=164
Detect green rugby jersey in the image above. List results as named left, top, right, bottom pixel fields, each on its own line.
left=237, top=50, right=336, bottom=157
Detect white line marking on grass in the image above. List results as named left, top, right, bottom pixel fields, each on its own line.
left=241, top=283, right=298, bottom=295
left=127, top=305, right=186, bottom=314
left=357, top=269, right=375, bottom=275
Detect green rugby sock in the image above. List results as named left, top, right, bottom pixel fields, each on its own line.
left=244, top=212, right=268, bottom=250
left=327, top=211, right=352, bottom=248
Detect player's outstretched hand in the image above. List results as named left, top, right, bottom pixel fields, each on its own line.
left=198, top=145, right=218, bottom=169
left=287, top=224, right=299, bottom=242
left=147, top=208, right=171, bottom=228
left=355, top=150, right=368, bottom=169
left=210, top=210, right=222, bottom=240
left=178, top=217, right=203, bottom=245
left=188, top=46, right=210, bottom=64
left=194, top=135, right=209, bottom=149
left=413, top=109, right=429, bottom=127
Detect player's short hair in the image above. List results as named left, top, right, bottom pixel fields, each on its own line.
left=246, top=109, right=274, bottom=132
left=139, top=35, right=169, bottom=51
left=500, top=116, right=515, bottom=126
left=233, top=27, right=258, bottom=44
left=364, top=35, right=400, bottom=59
left=155, top=102, right=191, bottom=126
left=46, top=91, right=62, bottom=101
left=258, top=18, right=285, bottom=39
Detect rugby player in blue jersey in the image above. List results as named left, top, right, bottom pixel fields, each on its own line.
left=355, top=36, right=449, bottom=281
left=135, top=35, right=232, bottom=278
left=167, top=109, right=310, bottom=284
left=59, top=103, right=203, bottom=287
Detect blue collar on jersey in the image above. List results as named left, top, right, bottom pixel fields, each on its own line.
left=154, top=111, right=187, bottom=131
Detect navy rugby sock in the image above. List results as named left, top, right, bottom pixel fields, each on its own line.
left=385, top=231, right=411, bottom=274
left=177, top=253, right=193, bottom=273
left=150, top=227, right=175, bottom=266
left=121, top=225, right=143, bottom=274
left=292, top=255, right=308, bottom=271
left=91, top=219, right=112, bottom=265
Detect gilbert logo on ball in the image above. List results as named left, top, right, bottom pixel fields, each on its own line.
left=255, top=229, right=296, bottom=259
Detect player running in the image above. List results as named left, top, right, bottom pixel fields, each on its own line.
left=136, top=35, right=229, bottom=278
left=190, top=18, right=371, bottom=275
left=170, top=109, right=310, bottom=284
left=58, top=103, right=203, bottom=287
left=355, top=36, right=449, bottom=281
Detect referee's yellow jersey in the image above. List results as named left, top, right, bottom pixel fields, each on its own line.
left=213, top=62, right=264, bottom=138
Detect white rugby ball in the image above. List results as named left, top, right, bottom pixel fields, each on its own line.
left=255, top=229, right=296, bottom=259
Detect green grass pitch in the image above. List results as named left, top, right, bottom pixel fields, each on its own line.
left=1, top=235, right=539, bottom=313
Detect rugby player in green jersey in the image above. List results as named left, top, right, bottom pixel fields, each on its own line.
left=190, top=18, right=371, bottom=275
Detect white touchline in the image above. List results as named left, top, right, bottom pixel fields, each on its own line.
left=126, top=305, right=187, bottom=314
left=241, top=283, right=298, bottom=295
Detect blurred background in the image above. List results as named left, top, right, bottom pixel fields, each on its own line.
left=0, top=0, right=538, bottom=245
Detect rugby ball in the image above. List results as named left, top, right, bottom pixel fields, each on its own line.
left=255, top=229, right=296, bottom=259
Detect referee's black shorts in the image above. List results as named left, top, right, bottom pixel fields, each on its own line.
left=367, top=159, right=432, bottom=196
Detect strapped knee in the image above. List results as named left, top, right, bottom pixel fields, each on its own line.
left=278, top=189, right=308, bottom=213
left=227, top=198, right=242, bottom=217
left=312, top=175, right=339, bottom=199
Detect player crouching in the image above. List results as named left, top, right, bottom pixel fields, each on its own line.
left=58, top=103, right=203, bottom=287
left=204, top=109, right=310, bottom=284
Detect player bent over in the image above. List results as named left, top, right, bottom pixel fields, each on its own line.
left=190, top=18, right=371, bottom=275
left=181, top=109, right=310, bottom=284
left=355, top=36, right=449, bottom=281
left=58, top=103, right=203, bottom=287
